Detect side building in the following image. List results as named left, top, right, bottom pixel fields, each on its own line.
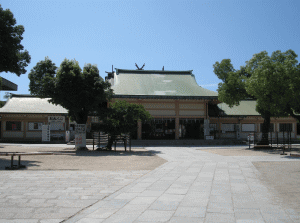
left=0, top=94, right=68, bottom=141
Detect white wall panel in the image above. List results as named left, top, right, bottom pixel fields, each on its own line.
left=242, top=124, right=255, bottom=132
left=179, top=104, right=204, bottom=109
left=143, top=103, right=175, bottom=109
left=26, top=132, right=42, bottom=138
left=148, top=110, right=176, bottom=116
left=179, top=110, right=205, bottom=116
left=3, top=132, right=23, bottom=138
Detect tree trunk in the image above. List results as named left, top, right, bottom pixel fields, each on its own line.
left=75, top=110, right=88, bottom=151
left=258, top=111, right=271, bottom=145
left=106, top=134, right=115, bottom=150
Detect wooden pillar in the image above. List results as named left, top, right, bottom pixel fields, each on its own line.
left=137, top=120, right=142, bottom=140
left=23, top=119, right=26, bottom=139
left=175, top=117, right=179, bottom=140
left=175, top=100, right=179, bottom=140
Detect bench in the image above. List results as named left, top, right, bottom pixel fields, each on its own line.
left=114, top=134, right=131, bottom=152
left=0, top=152, right=65, bottom=170
left=92, top=132, right=131, bottom=152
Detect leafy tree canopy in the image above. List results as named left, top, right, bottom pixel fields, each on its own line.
left=29, top=57, right=113, bottom=124
left=99, top=100, right=152, bottom=149
left=0, top=5, right=31, bottom=76
left=214, top=50, right=300, bottom=144
left=214, top=50, right=300, bottom=116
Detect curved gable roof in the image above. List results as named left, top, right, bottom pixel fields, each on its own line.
left=111, top=69, right=218, bottom=99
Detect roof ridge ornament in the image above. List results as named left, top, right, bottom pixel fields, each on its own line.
left=135, top=63, right=145, bottom=70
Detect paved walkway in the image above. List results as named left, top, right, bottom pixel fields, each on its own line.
left=1, top=146, right=300, bottom=222
left=64, top=146, right=300, bottom=223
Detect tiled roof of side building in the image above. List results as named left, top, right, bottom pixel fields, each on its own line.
left=217, top=100, right=260, bottom=116
left=0, top=94, right=68, bottom=114
left=111, top=69, right=218, bottom=99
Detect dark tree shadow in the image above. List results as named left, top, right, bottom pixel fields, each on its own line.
left=0, top=158, right=41, bottom=171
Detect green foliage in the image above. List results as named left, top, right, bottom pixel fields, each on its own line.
left=0, top=5, right=31, bottom=76
left=245, top=50, right=300, bottom=117
left=99, top=100, right=152, bottom=149
left=0, top=101, right=5, bottom=108
left=101, top=100, right=152, bottom=135
left=29, top=57, right=113, bottom=124
left=213, top=60, right=251, bottom=107
left=214, top=49, right=300, bottom=116
left=214, top=49, right=300, bottom=144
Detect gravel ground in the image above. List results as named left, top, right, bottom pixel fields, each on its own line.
left=0, top=145, right=167, bottom=171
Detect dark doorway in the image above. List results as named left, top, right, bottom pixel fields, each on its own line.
left=179, top=119, right=204, bottom=139
left=142, top=119, right=175, bottom=140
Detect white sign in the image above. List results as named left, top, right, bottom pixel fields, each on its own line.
left=247, top=134, right=254, bottom=141
left=65, top=131, right=70, bottom=142
left=48, top=116, right=65, bottom=123
left=75, top=124, right=86, bottom=149
left=75, top=133, right=86, bottom=149
left=75, top=124, right=86, bottom=133
left=42, top=125, right=50, bottom=141
left=204, top=119, right=210, bottom=136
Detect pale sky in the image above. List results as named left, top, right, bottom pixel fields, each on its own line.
left=1, top=0, right=300, bottom=100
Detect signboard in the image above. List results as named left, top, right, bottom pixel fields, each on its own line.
left=65, top=131, right=70, bottom=142
left=247, top=133, right=254, bottom=141
left=75, top=124, right=86, bottom=149
left=42, top=125, right=50, bottom=141
left=204, top=119, right=210, bottom=136
left=75, top=124, right=86, bottom=133
left=48, top=116, right=65, bottom=123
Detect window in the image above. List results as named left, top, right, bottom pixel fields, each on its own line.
left=28, top=122, right=43, bottom=131
left=279, top=123, right=292, bottom=132
left=50, top=122, right=65, bottom=131
left=242, top=124, right=255, bottom=132
left=260, top=123, right=274, bottom=132
left=221, top=124, right=235, bottom=132
left=6, top=121, right=21, bottom=131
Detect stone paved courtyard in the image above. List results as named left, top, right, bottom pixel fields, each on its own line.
left=1, top=144, right=300, bottom=222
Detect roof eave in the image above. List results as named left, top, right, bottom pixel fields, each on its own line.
left=115, top=68, right=193, bottom=75
left=113, top=95, right=218, bottom=100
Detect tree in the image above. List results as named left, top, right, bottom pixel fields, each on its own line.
left=214, top=50, right=300, bottom=145
left=99, top=100, right=152, bottom=150
left=29, top=57, right=113, bottom=149
left=0, top=5, right=31, bottom=76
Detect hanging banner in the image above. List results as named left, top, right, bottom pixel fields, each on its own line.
left=204, top=119, right=210, bottom=137
left=42, top=125, right=50, bottom=141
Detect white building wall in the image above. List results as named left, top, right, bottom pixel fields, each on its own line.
left=3, top=132, right=24, bottom=138
left=26, top=132, right=42, bottom=138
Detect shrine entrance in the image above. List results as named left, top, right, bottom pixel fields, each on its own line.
left=142, top=118, right=175, bottom=140
left=179, top=118, right=204, bottom=139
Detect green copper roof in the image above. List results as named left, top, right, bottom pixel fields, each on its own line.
left=218, top=100, right=260, bottom=116
left=0, top=95, right=68, bottom=114
left=111, top=69, right=218, bottom=99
